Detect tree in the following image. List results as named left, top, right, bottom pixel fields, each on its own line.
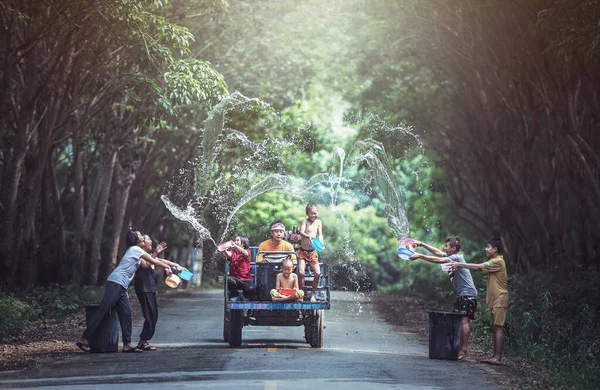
left=0, top=0, right=226, bottom=288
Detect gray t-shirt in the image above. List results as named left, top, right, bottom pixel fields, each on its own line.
left=107, top=246, right=145, bottom=288
left=443, top=253, right=477, bottom=297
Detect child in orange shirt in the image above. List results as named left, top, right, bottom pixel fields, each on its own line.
left=257, top=219, right=296, bottom=263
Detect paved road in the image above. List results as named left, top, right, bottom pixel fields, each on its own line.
left=0, top=290, right=502, bottom=389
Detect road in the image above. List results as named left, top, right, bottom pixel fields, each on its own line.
left=0, top=290, right=503, bottom=389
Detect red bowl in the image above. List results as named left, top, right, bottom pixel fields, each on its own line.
left=279, top=288, right=297, bottom=296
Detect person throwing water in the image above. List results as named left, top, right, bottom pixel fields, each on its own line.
left=410, top=237, right=477, bottom=360
left=297, top=203, right=323, bottom=303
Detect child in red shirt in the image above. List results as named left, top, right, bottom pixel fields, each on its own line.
left=225, top=236, right=255, bottom=300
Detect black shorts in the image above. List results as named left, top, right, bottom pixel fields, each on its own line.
left=454, top=296, right=477, bottom=320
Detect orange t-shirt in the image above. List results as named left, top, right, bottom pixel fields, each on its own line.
left=257, top=239, right=296, bottom=263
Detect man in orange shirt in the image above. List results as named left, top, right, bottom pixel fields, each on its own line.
left=257, top=219, right=297, bottom=263
left=449, top=237, right=508, bottom=365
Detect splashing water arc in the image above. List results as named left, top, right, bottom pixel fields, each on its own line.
left=161, top=92, right=414, bottom=249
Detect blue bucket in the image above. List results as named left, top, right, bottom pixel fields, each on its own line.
left=310, top=238, right=325, bottom=253
left=397, top=247, right=415, bottom=260
left=178, top=268, right=193, bottom=281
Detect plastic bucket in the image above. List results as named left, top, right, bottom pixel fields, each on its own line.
left=165, top=274, right=181, bottom=288
left=397, top=247, right=415, bottom=260
left=178, top=268, right=193, bottom=281
left=279, top=288, right=297, bottom=296
left=217, top=241, right=233, bottom=252
left=400, top=237, right=417, bottom=250
left=310, top=238, right=325, bottom=253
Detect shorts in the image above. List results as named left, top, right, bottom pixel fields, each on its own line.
left=490, top=307, right=508, bottom=327
left=270, top=289, right=304, bottom=300
left=297, top=248, right=319, bottom=264
left=454, top=296, right=477, bottom=320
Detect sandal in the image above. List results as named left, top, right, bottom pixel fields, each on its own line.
left=138, top=342, right=157, bottom=351
left=122, top=347, right=143, bottom=353
left=76, top=341, right=90, bottom=353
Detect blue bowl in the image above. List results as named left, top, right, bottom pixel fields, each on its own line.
left=311, top=238, right=325, bottom=253
left=178, top=268, right=193, bottom=281
left=397, top=247, right=415, bottom=260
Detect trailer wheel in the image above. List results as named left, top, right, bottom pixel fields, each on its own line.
left=308, top=310, right=324, bottom=348
left=228, top=309, right=243, bottom=347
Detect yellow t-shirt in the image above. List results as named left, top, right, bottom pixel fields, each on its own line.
left=257, top=239, right=296, bottom=263
left=482, top=255, right=508, bottom=308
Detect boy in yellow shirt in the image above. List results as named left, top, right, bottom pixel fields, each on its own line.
left=449, top=237, right=508, bottom=365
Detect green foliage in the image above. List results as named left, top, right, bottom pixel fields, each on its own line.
left=161, top=59, right=228, bottom=111
left=27, top=284, right=82, bottom=317
left=229, top=192, right=307, bottom=245
left=0, top=285, right=106, bottom=341
left=0, top=294, right=37, bottom=341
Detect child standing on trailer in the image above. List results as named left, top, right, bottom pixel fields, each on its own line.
left=270, top=259, right=305, bottom=302
left=297, top=203, right=323, bottom=302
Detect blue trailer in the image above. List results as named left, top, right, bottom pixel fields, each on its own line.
left=223, top=247, right=330, bottom=348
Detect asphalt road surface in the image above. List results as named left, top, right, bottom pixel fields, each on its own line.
left=0, top=290, right=503, bottom=389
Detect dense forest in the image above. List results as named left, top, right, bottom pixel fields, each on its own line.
left=1, top=1, right=599, bottom=387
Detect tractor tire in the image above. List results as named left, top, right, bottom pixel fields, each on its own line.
left=223, top=306, right=230, bottom=342
left=228, top=309, right=243, bottom=347
left=308, top=310, right=324, bottom=348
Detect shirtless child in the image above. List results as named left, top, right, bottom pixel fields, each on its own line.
left=297, top=203, right=323, bottom=302
left=270, top=259, right=305, bottom=302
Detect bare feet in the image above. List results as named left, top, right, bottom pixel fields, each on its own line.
left=481, top=358, right=502, bottom=365
left=457, top=353, right=467, bottom=360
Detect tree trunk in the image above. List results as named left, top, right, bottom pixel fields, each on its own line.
left=86, top=146, right=117, bottom=285
left=72, top=140, right=86, bottom=285
left=102, top=158, right=135, bottom=281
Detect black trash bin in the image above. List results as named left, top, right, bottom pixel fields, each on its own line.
left=85, top=305, right=119, bottom=353
left=428, top=311, right=463, bottom=360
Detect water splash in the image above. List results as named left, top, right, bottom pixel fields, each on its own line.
left=161, top=195, right=217, bottom=247
left=329, top=146, right=346, bottom=206
left=348, top=139, right=410, bottom=239
left=162, top=92, right=422, bottom=297
left=221, top=173, right=331, bottom=237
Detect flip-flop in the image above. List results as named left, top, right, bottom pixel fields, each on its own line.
left=481, top=358, right=502, bottom=365
left=76, top=341, right=90, bottom=353
left=122, top=347, right=143, bottom=353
